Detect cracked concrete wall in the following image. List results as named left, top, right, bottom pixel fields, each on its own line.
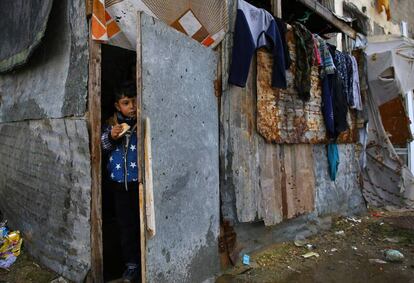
left=0, top=0, right=90, bottom=282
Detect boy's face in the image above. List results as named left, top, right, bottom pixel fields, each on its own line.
left=115, top=96, right=137, bottom=118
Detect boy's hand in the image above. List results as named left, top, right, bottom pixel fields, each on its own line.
left=111, top=125, right=123, bottom=140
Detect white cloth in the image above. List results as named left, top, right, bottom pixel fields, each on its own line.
left=366, top=35, right=414, bottom=106
left=350, top=55, right=363, bottom=111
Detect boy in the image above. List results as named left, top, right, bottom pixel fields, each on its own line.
left=101, top=83, right=140, bottom=283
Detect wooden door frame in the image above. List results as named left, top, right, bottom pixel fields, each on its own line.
left=136, top=11, right=148, bottom=283
left=88, top=23, right=104, bottom=282
left=88, top=14, right=148, bottom=282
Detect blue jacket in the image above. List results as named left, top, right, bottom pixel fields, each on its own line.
left=101, top=113, right=138, bottom=187
left=228, top=0, right=287, bottom=89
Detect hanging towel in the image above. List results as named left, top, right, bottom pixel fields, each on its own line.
left=228, top=0, right=287, bottom=88
left=327, top=143, right=339, bottom=181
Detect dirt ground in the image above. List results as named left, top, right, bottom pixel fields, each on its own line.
left=0, top=251, right=57, bottom=283
left=2, top=210, right=414, bottom=283
left=217, top=210, right=414, bottom=283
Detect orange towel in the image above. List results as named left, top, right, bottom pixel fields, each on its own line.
left=376, top=0, right=391, bottom=21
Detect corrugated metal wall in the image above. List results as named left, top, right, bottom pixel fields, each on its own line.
left=220, top=0, right=365, bottom=227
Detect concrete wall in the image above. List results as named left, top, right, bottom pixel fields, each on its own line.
left=338, top=0, right=404, bottom=36
left=389, top=0, right=414, bottom=37
left=140, top=14, right=220, bottom=283
left=314, top=144, right=366, bottom=216
left=0, top=0, right=91, bottom=282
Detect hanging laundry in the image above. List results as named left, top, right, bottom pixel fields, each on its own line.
left=292, top=22, right=314, bottom=101
left=317, top=35, right=335, bottom=138
left=313, top=35, right=322, bottom=66
left=345, top=54, right=355, bottom=107
left=315, top=35, right=336, bottom=75
left=376, top=0, right=391, bottom=21
left=329, top=44, right=349, bottom=137
left=228, top=0, right=287, bottom=88
left=321, top=74, right=335, bottom=138
left=275, top=17, right=292, bottom=69
left=327, top=143, right=339, bottom=181
left=350, top=55, right=363, bottom=111
left=335, top=51, right=354, bottom=107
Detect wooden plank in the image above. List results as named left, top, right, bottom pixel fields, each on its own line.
left=85, top=0, right=93, bottom=18
left=220, top=0, right=283, bottom=225
left=257, top=143, right=283, bottom=225
left=214, top=44, right=222, bottom=98
left=284, top=145, right=315, bottom=219
left=88, top=22, right=103, bottom=283
left=138, top=182, right=147, bottom=283
left=136, top=11, right=147, bottom=283
left=144, top=118, right=155, bottom=238
left=297, top=0, right=356, bottom=39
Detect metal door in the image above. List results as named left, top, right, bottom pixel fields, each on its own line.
left=137, top=12, right=219, bottom=283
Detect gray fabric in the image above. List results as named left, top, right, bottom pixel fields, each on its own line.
left=366, top=35, right=414, bottom=105
left=362, top=88, right=414, bottom=209
left=350, top=55, right=362, bottom=110
left=0, top=0, right=54, bottom=73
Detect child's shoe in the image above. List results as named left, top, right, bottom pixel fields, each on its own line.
left=122, top=263, right=139, bottom=283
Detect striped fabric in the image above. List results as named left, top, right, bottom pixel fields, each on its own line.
left=92, top=0, right=227, bottom=49
left=92, top=0, right=123, bottom=43
left=92, top=0, right=108, bottom=41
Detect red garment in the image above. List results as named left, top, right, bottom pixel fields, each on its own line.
left=313, top=35, right=322, bottom=66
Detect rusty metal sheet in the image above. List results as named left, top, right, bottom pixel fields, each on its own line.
left=221, top=41, right=315, bottom=225
left=256, top=30, right=357, bottom=144
left=379, top=97, right=412, bottom=147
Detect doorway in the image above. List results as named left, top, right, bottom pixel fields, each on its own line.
left=101, top=44, right=140, bottom=282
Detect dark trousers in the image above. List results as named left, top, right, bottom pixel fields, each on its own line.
left=111, top=181, right=140, bottom=265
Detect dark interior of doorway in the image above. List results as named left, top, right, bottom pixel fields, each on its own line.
left=101, top=44, right=138, bottom=282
